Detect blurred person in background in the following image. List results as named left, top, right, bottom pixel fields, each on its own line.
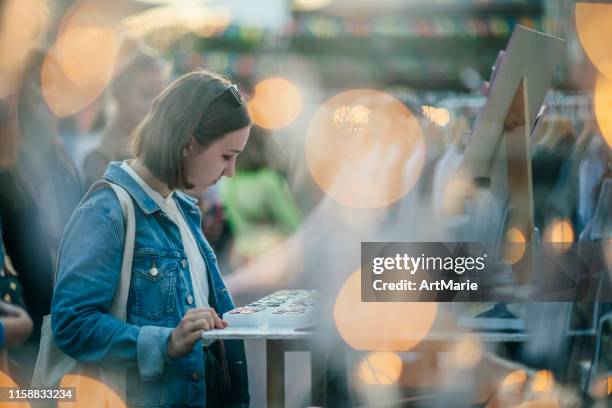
left=0, top=219, right=33, bottom=377
left=220, top=127, right=301, bottom=270
left=530, top=114, right=577, bottom=232
left=81, top=43, right=168, bottom=188
left=0, top=251, right=32, bottom=376
left=578, top=134, right=609, bottom=232
left=432, top=114, right=470, bottom=213
left=195, top=184, right=232, bottom=261
left=0, top=53, right=73, bottom=384
left=548, top=117, right=600, bottom=234
left=0, top=51, right=81, bottom=334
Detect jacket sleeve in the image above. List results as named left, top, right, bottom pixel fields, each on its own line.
left=51, top=201, right=172, bottom=380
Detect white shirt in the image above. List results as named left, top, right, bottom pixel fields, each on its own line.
left=121, top=161, right=210, bottom=308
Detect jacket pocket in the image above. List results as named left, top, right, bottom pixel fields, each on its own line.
left=130, top=252, right=177, bottom=321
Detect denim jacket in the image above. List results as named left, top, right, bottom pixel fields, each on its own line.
left=51, top=162, right=249, bottom=407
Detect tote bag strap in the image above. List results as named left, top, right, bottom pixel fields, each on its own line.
left=80, top=181, right=135, bottom=320
left=106, top=183, right=135, bottom=321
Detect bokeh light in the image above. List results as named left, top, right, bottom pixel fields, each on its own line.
left=593, top=74, right=612, bottom=148
left=543, top=219, right=574, bottom=252
left=502, top=227, right=527, bottom=265
left=40, top=0, right=137, bottom=117
left=422, top=105, right=450, bottom=127
left=58, top=374, right=126, bottom=408
left=41, top=27, right=120, bottom=117
left=0, top=370, right=29, bottom=408
left=333, top=270, right=437, bottom=351
left=294, top=0, right=332, bottom=11
left=357, top=352, right=403, bottom=385
left=575, top=3, right=612, bottom=80
left=452, top=334, right=482, bottom=368
left=0, top=0, right=49, bottom=97
left=501, top=369, right=527, bottom=390
left=530, top=370, right=554, bottom=393
left=248, top=78, right=302, bottom=129
left=589, top=374, right=612, bottom=399
left=441, top=178, right=474, bottom=215
left=306, top=89, right=425, bottom=209
left=122, top=5, right=232, bottom=42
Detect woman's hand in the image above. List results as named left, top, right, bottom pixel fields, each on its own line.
left=166, top=307, right=227, bottom=358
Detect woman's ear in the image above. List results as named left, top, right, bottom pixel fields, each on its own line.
left=183, top=136, right=197, bottom=157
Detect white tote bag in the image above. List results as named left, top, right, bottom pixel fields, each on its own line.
left=31, top=182, right=136, bottom=406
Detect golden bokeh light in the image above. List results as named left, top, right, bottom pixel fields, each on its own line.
left=58, top=0, right=142, bottom=33
left=334, top=270, right=437, bottom=351
left=306, top=89, right=425, bottom=209
left=0, top=371, right=30, bottom=408
left=502, top=227, right=527, bottom=265
left=357, top=352, right=403, bottom=385
left=575, top=3, right=612, bottom=80
left=441, top=178, right=474, bottom=215
left=589, top=375, right=612, bottom=399
left=501, top=369, right=527, bottom=390
left=593, top=74, right=612, bottom=148
left=294, top=0, right=332, bottom=11
left=40, top=0, right=148, bottom=116
left=248, top=78, right=302, bottom=129
left=530, top=370, right=554, bottom=393
left=452, top=334, right=482, bottom=368
left=543, top=219, right=574, bottom=253
left=41, top=27, right=120, bottom=117
left=422, top=105, right=450, bottom=127
left=0, top=0, right=49, bottom=97
left=122, top=5, right=232, bottom=41
left=58, top=374, right=126, bottom=408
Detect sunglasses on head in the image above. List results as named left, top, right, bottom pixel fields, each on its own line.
left=212, top=83, right=243, bottom=107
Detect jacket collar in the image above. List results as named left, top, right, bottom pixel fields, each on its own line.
left=103, top=162, right=199, bottom=215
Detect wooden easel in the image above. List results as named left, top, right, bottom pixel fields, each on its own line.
left=502, top=78, right=535, bottom=283
left=457, top=26, right=565, bottom=286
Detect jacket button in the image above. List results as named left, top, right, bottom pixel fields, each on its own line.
left=192, top=371, right=200, bottom=381
left=149, top=266, right=159, bottom=277
left=187, top=295, right=194, bottom=305
left=181, top=259, right=188, bottom=268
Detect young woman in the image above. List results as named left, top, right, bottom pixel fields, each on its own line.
left=51, top=70, right=251, bottom=407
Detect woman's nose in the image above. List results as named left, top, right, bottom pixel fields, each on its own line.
left=224, top=159, right=236, bottom=177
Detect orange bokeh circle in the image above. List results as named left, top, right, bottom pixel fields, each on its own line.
left=41, top=0, right=143, bottom=117
left=543, top=218, right=574, bottom=253
left=59, top=374, right=126, bottom=408
left=575, top=3, right=612, bottom=81
left=357, top=352, right=403, bottom=385
left=334, top=270, right=437, bottom=351
left=593, top=75, right=612, bottom=148
left=0, top=0, right=49, bottom=97
left=306, top=89, right=424, bottom=209
left=247, top=78, right=302, bottom=129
